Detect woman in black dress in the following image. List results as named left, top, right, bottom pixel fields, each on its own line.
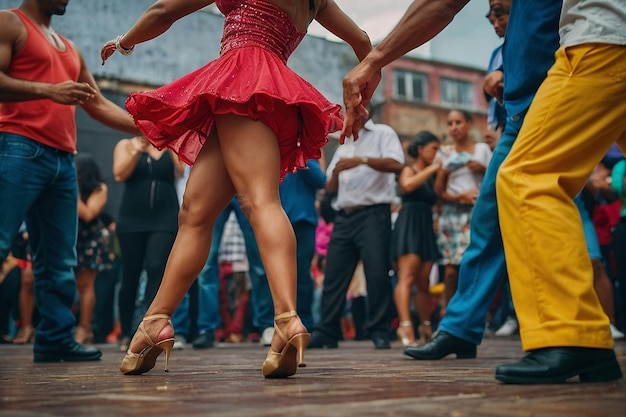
left=392, top=131, right=441, bottom=346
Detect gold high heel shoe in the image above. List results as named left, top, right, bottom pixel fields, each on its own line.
left=262, top=311, right=310, bottom=378
left=397, top=320, right=416, bottom=347
left=418, top=321, right=433, bottom=345
left=119, top=314, right=175, bottom=375
left=13, top=325, right=34, bottom=344
left=74, top=326, right=94, bottom=345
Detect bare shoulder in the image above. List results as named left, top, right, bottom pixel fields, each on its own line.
left=0, top=9, right=26, bottom=40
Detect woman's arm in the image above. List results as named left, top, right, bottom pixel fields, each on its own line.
left=398, top=162, right=441, bottom=195
left=168, top=149, right=187, bottom=178
left=101, top=0, right=215, bottom=64
left=315, top=0, right=378, bottom=140
left=434, top=168, right=475, bottom=204
left=78, top=184, right=108, bottom=223
left=315, top=1, right=372, bottom=62
left=113, top=137, right=147, bottom=182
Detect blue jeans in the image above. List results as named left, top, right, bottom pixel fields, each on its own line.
left=293, top=220, right=316, bottom=330
left=0, top=133, right=78, bottom=350
left=184, top=198, right=273, bottom=335
left=440, top=113, right=603, bottom=345
left=439, top=115, right=522, bottom=345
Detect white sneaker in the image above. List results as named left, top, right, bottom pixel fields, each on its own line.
left=610, top=323, right=625, bottom=340
left=260, top=327, right=274, bottom=347
left=495, top=317, right=518, bottom=337
left=173, top=335, right=186, bottom=350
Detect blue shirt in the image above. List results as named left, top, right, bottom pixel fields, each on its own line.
left=280, top=159, right=326, bottom=226
left=502, top=0, right=561, bottom=117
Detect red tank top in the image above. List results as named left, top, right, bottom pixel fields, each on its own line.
left=0, top=9, right=81, bottom=153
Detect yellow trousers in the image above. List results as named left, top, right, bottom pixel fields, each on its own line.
left=496, top=43, right=626, bottom=351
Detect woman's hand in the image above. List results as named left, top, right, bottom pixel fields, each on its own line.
left=100, top=39, right=117, bottom=65
left=458, top=189, right=479, bottom=205
left=340, top=61, right=382, bottom=144
left=132, top=136, right=150, bottom=153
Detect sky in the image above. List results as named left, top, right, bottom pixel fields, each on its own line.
left=307, top=0, right=502, bottom=69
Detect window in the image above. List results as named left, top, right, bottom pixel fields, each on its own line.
left=440, top=77, right=473, bottom=108
left=392, top=69, right=427, bottom=102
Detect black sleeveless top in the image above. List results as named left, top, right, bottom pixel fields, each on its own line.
left=117, top=152, right=179, bottom=234
left=401, top=169, right=438, bottom=206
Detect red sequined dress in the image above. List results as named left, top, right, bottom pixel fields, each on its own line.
left=126, top=0, right=342, bottom=179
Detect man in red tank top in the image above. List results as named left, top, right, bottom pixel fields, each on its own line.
left=0, top=0, right=141, bottom=363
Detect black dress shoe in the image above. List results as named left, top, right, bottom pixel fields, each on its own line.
left=371, top=332, right=391, bottom=350
left=34, top=342, right=102, bottom=363
left=495, top=347, right=623, bottom=384
left=404, top=331, right=477, bottom=360
left=307, top=330, right=338, bottom=349
left=192, top=331, right=215, bottom=349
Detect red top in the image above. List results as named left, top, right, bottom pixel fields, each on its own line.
left=0, top=9, right=81, bottom=153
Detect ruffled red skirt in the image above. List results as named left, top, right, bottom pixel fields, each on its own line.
left=126, top=46, right=342, bottom=179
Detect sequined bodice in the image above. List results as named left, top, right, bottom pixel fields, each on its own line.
left=217, top=0, right=305, bottom=63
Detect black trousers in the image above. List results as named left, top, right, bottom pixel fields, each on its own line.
left=315, top=204, right=392, bottom=340
left=117, top=231, right=176, bottom=337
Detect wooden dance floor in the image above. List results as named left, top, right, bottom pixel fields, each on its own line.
left=1, top=337, right=625, bottom=417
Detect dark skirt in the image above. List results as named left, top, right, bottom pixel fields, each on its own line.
left=391, top=201, right=440, bottom=262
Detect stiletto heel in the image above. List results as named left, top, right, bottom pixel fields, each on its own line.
left=13, top=325, right=35, bottom=344
left=418, top=321, right=433, bottom=345
left=120, top=314, right=175, bottom=375
left=397, top=321, right=416, bottom=347
left=74, top=326, right=94, bottom=345
left=262, top=311, right=310, bottom=378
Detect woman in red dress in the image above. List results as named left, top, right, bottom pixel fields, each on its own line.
left=101, top=0, right=375, bottom=378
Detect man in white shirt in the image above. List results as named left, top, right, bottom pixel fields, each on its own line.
left=309, top=110, right=404, bottom=350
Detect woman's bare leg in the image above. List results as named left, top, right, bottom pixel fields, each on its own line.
left=415, top=261, right=434, bottom=343
left=75, top=268, right=97, bottom=334
left=442, top=264, right=459, bottom=316
left=394, top=254, right=419, bottom=344
left=214, top=113, right=305, bottom=353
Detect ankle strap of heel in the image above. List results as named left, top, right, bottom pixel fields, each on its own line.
left=273, top=311, right=298, bottom=344
left=274, top=311, right=297, bottom=321
left=142, top=314, right=171, bottom=321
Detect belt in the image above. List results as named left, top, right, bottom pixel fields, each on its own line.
left=339, top=203, right=389, bottom=216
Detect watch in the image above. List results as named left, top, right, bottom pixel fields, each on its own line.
left=361, top=156, right=369, bottom=165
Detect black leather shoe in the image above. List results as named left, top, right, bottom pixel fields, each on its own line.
left=34, top=342, right=102, bottom=362
left=495, top=347, right=623, bottom=384
left=192, top=331, right=215, bottom=349
left=371, top=332, right=391, bottom=350
left=404, top=331, right=477, bottom=360
left=308, top=330, right=338, bottom=349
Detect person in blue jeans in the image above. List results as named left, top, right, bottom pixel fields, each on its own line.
left=0, top=0, right=141, bottom=362
left=403, top=0, right=563, bottom=360
left=172, top=198, right=274, bottom=348
left=403, top=0, right=617, bottom=359
left=279, top=159, right=327, bottom=330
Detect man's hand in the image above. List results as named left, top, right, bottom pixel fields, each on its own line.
left=333, top=157, right=366, bottom=174
left=340, top=61, right=382, bottom=144
left=483, top=70, right=504, bottom=105
left=46, top=80, right=96, bottom=105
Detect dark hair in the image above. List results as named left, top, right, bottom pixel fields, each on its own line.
left=407, top=131, right=439, bottom=158
left=449, top=109, right=473, bottom=122
left=75, top=154, right=105, bottom=202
